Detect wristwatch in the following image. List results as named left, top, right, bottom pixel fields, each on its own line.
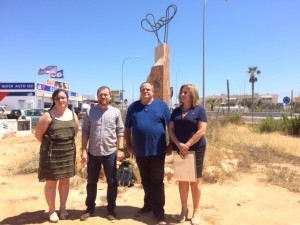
left=118, top=148, right=124, bottom=151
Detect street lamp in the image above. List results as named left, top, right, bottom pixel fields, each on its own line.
left=243, top=74, right=248, bottom=106
left=202, top=0, right=207, bottom=109
left=175, top=70, right=181, bottom=105
left=121, top=56, right=138, bottom=111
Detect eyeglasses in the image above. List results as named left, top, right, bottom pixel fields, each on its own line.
left=141, top=88, right=153, bottom=92
left=55, top=96, right=67, bottom=101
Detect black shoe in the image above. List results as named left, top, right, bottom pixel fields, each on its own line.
left=107, top=211, right=116, bottom=221
left=80, top=208, right=94, bottom=221
left=156, top=216, right=167, bottom=225
left=135, top=206, right=152, bottom=217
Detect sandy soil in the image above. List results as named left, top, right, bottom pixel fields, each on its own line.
left=0, top=135, right=299, bottom=225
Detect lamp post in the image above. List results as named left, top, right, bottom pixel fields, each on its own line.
left=202, top=0, right=207, bottom=109
left=243, top=74, right=248, bottom=107
left=121, top=56, right=138, bottom=111
left=175, top=70, right=181, bottom=105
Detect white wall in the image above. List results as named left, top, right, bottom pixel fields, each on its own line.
left=0, top=96, right=35, bottom=109
left=0, top=119, right=32, bottom=138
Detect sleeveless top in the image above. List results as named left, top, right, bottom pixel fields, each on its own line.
left=38, top=112, right=76, bottom=182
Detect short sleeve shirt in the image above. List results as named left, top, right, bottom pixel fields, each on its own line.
left=125, top=99, right=170, bottom=157
left=170, top=105, right=207, bottom=150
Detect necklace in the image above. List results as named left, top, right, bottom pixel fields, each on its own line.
left=181, top=106, right=190, bottom=119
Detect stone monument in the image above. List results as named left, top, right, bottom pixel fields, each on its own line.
left=141, top=4, right=177, bottom=106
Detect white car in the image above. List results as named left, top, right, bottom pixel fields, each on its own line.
left=0, top=105, right=11, bottom=119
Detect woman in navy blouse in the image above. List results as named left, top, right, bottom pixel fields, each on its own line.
left=169, top=84, right=208, bottom=225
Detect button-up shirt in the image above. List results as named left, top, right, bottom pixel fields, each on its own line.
left=82, top=105, right=124, bottom=156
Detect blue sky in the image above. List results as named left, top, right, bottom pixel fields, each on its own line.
left=1, top=0, right=299, bottom=104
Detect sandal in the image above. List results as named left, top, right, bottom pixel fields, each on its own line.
left=190, top=217, right=200, bottom=225
left=177, top=208, right=189, bottom=223
left=59, top=206, right=68, bottom=220
left=49, top=211, right=59, bottom=223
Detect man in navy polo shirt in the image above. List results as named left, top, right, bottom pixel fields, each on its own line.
left=125, top=82, right=171, bottom=225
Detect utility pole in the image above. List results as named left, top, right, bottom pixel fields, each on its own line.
left=227, top=80, right=230, bottom=113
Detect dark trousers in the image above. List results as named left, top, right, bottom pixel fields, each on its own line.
left=85, top=152, right=118, bottom=213
left=136, top=155, right=165, bottom=218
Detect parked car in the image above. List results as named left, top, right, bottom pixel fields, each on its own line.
left=7, top=109, right=44, bottom=128
left=74, top=107, right=80, bottom=115
left=0, top=105, right=11, bottom=119
left=77, top=110, right=87, bottom=120
left=44, top=107, right=51, bottom=112
left=6, top=109, right=21, bottom=119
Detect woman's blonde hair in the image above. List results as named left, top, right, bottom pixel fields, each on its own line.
left=178, top=83, right=201, bottom=106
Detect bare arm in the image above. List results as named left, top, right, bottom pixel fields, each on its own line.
left=117, top=135, right=124, bottom=149
left=186, top=121, right=207, bottom=148
left=165, top=124, right=173, bottom=156
left=168, top=121, right=189, bottom=157
left=34, top=112, right=51, bottom=142
left=116, top=135, right=124, bottom=161
left=125, top=127, right=135, bottom=155
left=74, top=112, right=80, bottom=136
left=81, top=136, right=89, bottom=163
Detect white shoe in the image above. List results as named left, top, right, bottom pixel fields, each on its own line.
left=49, top=211, right=59, bottom=223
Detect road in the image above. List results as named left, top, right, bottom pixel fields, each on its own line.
left=207, top=111, right=299, bottom=124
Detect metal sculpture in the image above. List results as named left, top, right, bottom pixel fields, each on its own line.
left=141, top=4, right=177, bottom=45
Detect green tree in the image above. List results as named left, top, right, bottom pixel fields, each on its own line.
left=206, top=98, right=219, bottom=111
left=248, top=66, right=261, bottom=123
left=256, top=99, right=263, bottom=111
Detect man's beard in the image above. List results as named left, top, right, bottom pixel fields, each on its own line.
left=98, top=100, right=109, bottom=106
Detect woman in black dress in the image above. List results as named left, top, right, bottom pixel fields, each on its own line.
left=35, top=89, right=80, bottom=223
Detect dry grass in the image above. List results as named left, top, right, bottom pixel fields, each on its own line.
left=1, top=123, right=299, bottom=192
left=220, top=124, right=300, bottom=157
left=205, top=123, right=300, bottom=192
left=265, top=167, right=300, bottom=192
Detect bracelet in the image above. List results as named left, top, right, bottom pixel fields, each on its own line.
left=118, top=148, right=124, bottom=151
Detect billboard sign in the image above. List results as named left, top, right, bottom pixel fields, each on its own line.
left=111, top=90, right=121, bottom=103
left=47, top=79, right=70, bottom=90
left=0, top=82, right=35, bottom=90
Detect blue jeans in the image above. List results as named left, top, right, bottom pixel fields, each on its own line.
left=136, top=155, right=165, bottom=218
left=85, top=152, right=118, bottom=213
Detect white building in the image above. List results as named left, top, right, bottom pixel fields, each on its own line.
left=0, top=82, right=80, bottom=110
left=207, top=93, right=278, bottom=105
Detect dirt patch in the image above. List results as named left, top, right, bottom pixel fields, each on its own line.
left=0, top=134, right=300, bottom=225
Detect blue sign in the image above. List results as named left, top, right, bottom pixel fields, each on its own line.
left=0, top=82, right=35, bottom=90
left=36, top=82, right=78, bottom=97
left=7, top=92, right=35, bottom=96
left=283, top=96, right=290, bottom=104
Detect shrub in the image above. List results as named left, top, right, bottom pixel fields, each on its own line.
left=280, top=115, right=300, bottom=136
left=206, top=118, right=222, bottom=143
left=259, top=116, right=281, bottom=133
left=221, top=114, right=245, bottom=126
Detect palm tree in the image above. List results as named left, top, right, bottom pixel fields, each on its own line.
left=206, top=98, right=219, bottom=111
left=248, top=66, right=261, bottom=123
